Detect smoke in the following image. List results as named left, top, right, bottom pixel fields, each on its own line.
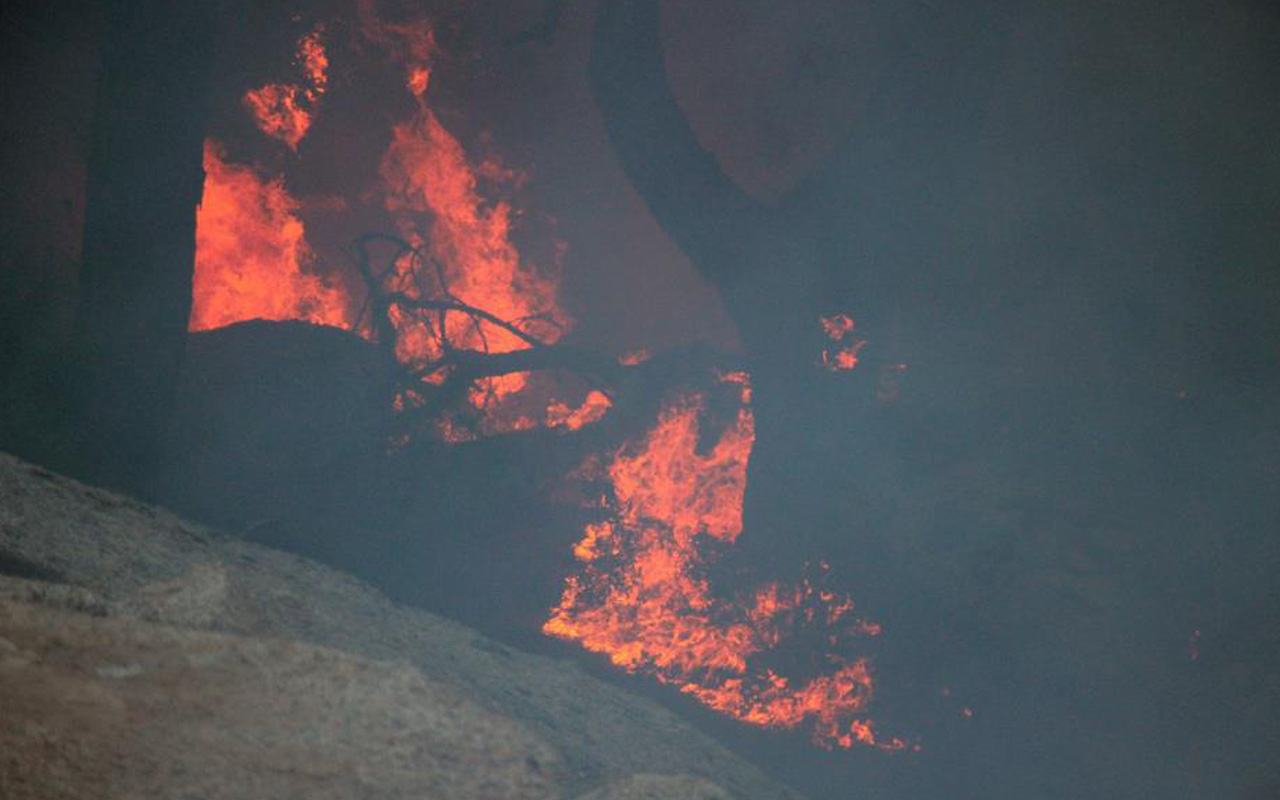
left=3, top=1, right=1276, bottom=798
left=183, top=0, right=1280, bottom=796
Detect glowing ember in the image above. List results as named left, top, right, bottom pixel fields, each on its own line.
left=243, top=27, right=329, bottom=150
left=618, top=348, right=651, bottom=366
left=298, top=29, right=329, bottom=92
left=548, top=390, right=613, bottom=431
left=821, top=313, right=855, bottom=340
left=191, top=141, right=349, bottom=331
left=546, top=376, right=904, bottom=750
left=820, top=313, right=866, bottom=372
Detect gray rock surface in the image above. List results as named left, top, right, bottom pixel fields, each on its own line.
left=0, top=585, right=560, bottom=800
left=577, top=774, right=734, bottom=800
left=0, top=452, right=804, bottom=800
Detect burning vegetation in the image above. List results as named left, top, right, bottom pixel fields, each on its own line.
left=192, top=141, right=350, bottom=331
left=5, top=0, right=1273, bottom=796
left=820, top=313, right=865, bottom=372
left=187, top=6, right=903, bottom=753
left=242, top=27, right=329, bottom=150
left=193, top=15, right=579, bottom=441
left=546, top=374, right=905, bottom=751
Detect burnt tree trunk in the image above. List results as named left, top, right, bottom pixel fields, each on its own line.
left=590, top=0, right=881, bottom=582
left=72, top=0, right=219, bottom=494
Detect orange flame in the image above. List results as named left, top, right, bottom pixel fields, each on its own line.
left=618, top=348, right=651, bottom=366
left=546, top=376, right=904, bottom=750
left=369, top=10, right=570, bottom=428
left=191, top=141, right=349, bottom=331
left=243, top=28, right=329, bottom=150
left=379, top=107, right=566, bottom=359
left=196, top=11, right=589, bottom=437
left=820, top=313, right=866, bottom=372
left=298, top=29, right=329, bottom=93
left=548, top=390, right=613, bottom=431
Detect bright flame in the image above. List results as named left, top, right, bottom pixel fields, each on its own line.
left=195, top=11, right=587, bottom=438
left=243, top=28, right=329, bottom=150
left=546, top=376, right=904, bottom=750
left=370, top=9, right=570, bottom=426
left=191, top=141, right=349, bottom=331
left=379, top=106, right=565, bottom=360
left=548, top=390, right=613, bottom=431
left=298, top=29, right=329, bottom=92
left=820, top=313, right=865, bottom=371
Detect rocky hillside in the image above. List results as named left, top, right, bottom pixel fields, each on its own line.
left=0, top=452, right=802, bottom=800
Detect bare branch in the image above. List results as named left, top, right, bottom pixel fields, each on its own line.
left=348, top=229, right=744, bottom=444
left=384, top=293, right=548, bottom=350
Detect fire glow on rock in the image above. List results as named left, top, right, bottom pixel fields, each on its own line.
left=545, top=374, right=906, bottom=751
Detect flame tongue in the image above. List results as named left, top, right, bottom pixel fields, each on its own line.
left=374, top=12, right=568, bottom=355
left=191, top=142, right=349, bottom=331
left=360, top=5, right=572, bottom=434
left=546, top=377, right=905, bottom=751
left=243, top=27, right=329, bottom=150
left=378, top=100, right=566, bottom=364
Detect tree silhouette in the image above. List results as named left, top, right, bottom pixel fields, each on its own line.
left=72, top=0, right=219, bottom=494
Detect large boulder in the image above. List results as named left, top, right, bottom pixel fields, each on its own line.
left=0, top=452, right=802, bottom=800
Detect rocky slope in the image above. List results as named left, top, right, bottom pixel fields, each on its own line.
left=0, top=452, right=801, bottom=800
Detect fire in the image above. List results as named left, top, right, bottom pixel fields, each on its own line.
left=373, top=38, right=565, bottom=358
left=369, top=8, right=570, bottom=425
left=378, top=105, right=566, bottom=363
left=191, top=5, right=903, bottom=752
left=820, top=313, right=866, bottom=371
left=546, top=375, right=905, bottom=750
left=193, top=28, right=343, bottom=331
left=618, top=349, right=651, bottom=366
left=195, top=9, right=583, bottom=438
left=243, top=28, right=329, bottom=150
left=191, top=141, right=349, bottom=331
left=548, top=390, right=613, bottom=431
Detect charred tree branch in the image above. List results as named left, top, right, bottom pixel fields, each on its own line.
left=385, top=294, right=548, bottom=350
left=352, top=229, right=747, bottom=443
left=350, top=233, right=409, bottom=355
